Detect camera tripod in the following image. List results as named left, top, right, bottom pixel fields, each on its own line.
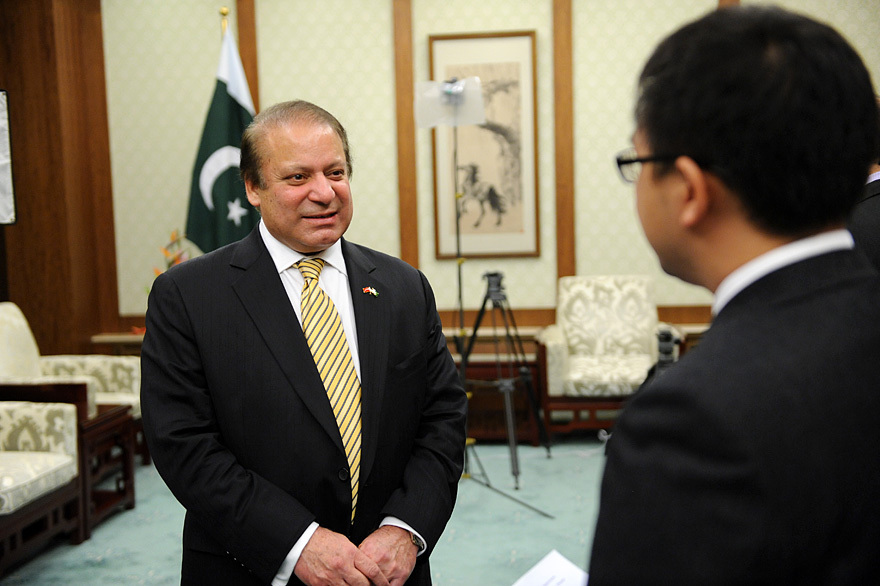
left=458, top=272, right=552, bottom=518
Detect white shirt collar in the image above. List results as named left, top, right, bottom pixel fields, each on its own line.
left=868, top=170, right=880, bottom=184
left=712, top=229, right=854, bottom=316
left=259, top=220, right=347, bottom=276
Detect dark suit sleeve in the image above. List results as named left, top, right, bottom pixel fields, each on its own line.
left=377, top=270, right=468, bottom=554
left=588, top=375, right=769, bottom=585
left=140, top=269, right=313, bottom=582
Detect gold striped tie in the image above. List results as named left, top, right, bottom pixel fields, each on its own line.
left=297, top=258, right=362, bottom=523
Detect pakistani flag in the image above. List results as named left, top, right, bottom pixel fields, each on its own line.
left=186, top=31, right=257, bottom=253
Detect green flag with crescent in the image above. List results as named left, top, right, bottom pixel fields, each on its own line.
left=185, top=30, right=257, bottom=253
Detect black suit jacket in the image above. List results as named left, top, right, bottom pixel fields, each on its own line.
left=848, top=179, right=880, bottom=271
left=589, top=249, right=880, bottom=585
left=141, top=229, right=467, bottom=584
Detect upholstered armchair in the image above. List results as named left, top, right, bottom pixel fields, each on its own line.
left=0, top=401, right=83, bottom=574
left=0, top=302, right=137, bottom=538
left=0, top=302, right=146, bottom=463
left=536, top=275, right=678, bottom=434
left=0, top=302, right=140, bottom=419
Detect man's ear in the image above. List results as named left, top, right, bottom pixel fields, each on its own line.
left=675, top=156, right=710, bottom=228
left=244, top=179, right=261, bottom=208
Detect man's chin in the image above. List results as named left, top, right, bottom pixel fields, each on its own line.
left=301, top=230, right=344, bottom=252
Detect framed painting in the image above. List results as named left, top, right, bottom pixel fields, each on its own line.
left=429, top=31, right=540, bottom=259
left=0, top=90, right=15, bottom=225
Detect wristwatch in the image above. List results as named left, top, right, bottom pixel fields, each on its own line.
left=410, top=531, right=426, bottom=551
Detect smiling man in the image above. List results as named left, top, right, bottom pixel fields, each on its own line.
left=141, top=100, right=467, bottom=586
left=589, top=6, right=880, bottom=585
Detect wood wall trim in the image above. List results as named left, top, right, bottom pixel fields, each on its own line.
left=439, top=305, right=710, bottom=330
left=236, top=0, right=259, bottom=111
left=66, top=0, right=120, bottom=337
left=392, top=0, right=419, bottom=268
left=439, top=308, right=556, bottom=330
left=657, top=305, right=711, bottom=325
left=553, top=0, right=576, bottom=279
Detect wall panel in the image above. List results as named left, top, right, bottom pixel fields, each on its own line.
left=0, top=0, right=117, bottom=353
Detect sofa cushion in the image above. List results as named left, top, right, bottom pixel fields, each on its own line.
left=559, top=354, right=654, bottom=397
left=0, top=451, right=77, bottom=514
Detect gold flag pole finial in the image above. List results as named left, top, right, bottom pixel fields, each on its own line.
left=219, top=6, right=229, bottom=36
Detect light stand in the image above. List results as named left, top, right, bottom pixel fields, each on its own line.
left=415, top=77, right=485, bottom=382
left=416, top=77, right=488, bottom=487
left=415, top=79, right=552, bottom=519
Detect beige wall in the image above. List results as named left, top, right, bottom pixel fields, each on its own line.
left=103, top=0, right=241, bottom=314
left=572, top=0, right=715, bottom=309
left=103, top=0, right=880, bottom=315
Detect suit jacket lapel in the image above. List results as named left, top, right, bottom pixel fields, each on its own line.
left=342, top=239, right=389, bottom=483
left=230, top=229, right=344, bottom=453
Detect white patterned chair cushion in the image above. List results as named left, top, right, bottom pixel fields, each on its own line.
left=0, top=302, right=140, bottom=419
left=0, top=401, right=78, bottom=515
left=538, top=275, right=660, bottom=398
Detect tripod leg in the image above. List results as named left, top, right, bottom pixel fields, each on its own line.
left=518, top=366, right=552, bottom=457
left=462, top=437, right=490, bottom=485
left=459, top=295, right=495, bottom=489
left=498, top=301, right=553, bottom=455
left=499, top=379, right=521, bottom=489
left=464, top=291, right=492, bottom=365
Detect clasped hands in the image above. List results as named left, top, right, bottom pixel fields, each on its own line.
left=294, top=525, right=418, bottom=585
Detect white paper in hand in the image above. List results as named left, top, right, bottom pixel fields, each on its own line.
left=511, top=549, right=588, bottom=586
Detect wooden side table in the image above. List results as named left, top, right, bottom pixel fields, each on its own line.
left=82, top=406, right=136, bottom=538
left=90, top=332, right=144, bottom=356
left=0, top=384, right=136, bottom=540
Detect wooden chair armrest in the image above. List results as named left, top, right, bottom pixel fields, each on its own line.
left=0, top=382, right=91, bottom=422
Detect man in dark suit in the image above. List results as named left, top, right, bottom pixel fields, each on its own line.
left=141, top=100, right=467, bottom=585
left=590, top=7, right=880, bottom=584
left=848, top=99, right=880, bottom=270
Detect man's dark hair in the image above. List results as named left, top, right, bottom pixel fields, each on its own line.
left=636, top=6, right=879, bottom=236
left=240, top=100, right=352, bottom=190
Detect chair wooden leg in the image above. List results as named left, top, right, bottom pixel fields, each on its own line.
left=132, top=419, right=151, bottom=466
left=79, top=407, right=136, bottom=538
left=544, top=398, right=627, bottom=434
left=0, top=477, right=83, bottom=576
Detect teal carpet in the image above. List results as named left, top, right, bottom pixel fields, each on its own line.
left=2, top=436, right=604, bottom=584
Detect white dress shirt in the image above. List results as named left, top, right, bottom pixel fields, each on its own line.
left=258, top=222, right=424, bottom=585
left=261, top=222, right=361, bottom=379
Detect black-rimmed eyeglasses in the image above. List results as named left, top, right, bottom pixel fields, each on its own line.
left=615, top=148, right=680, bottom=183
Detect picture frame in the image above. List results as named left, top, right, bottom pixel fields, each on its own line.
left=0, top=90, right=15, bottom=225
left=429, top=31, right=540, bottom=259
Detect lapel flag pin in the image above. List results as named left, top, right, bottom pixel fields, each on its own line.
left=362, top=286, right=379, bottom=297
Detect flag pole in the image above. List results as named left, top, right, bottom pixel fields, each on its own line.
left=219, top=6, right=229, bottom=36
